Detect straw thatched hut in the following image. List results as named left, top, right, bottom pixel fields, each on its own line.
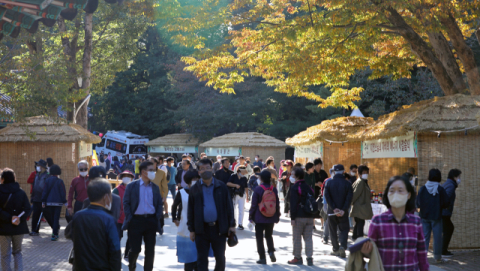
left=0, top=116, right=101, bottom=202
left=348, top=94, right=480, bottom=249
left=286, top=116, right=375, bottom=173
left=145, top=133, right=200, bottom=157
left=199, top=132, right=287, bottom=169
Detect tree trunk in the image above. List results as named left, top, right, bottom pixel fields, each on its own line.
left=439, top=14, right=480, bottom=95
left=384, top=8, right=458, bottom=96
left=76, top=12, right=93, bottom=129
left=427, top=31, right=466, bottom=92
left=476, top=28, right=480, bottom=46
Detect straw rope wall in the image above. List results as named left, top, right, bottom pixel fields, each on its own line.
left=361, top=158, right=418, bottom=194
left=242, top=146, right=286, bottom=170
left=0, top=142, right=80, bottom=217
left=417, top=133, right=480, bottom=249
left=323, top=142, right=362, bottom=177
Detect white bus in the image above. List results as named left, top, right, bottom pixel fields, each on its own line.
left=95, top=131, right=149, bottom=160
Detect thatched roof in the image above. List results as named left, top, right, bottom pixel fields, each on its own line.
left=145, top=133, right=200, bottom=146
left=286, top=117, right=375, bottom=146
left=477, top=110, right=480, bottom=125
left=200, top=132, right=287, bottom=148
left=349, top=94, right=480, bottom=141
left=0, top=116, right=101, bottom=143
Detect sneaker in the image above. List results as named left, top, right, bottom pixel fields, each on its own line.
left=29, top=232, right=39, bottom=236
left=323, top=239, right=329, bottom=245
left=339, top=247, right=346, bottom=258
left=269, top=251, right=276, bottom=263
left=288, top=257, right=303, bottom=265
left=164, top=213, right=169, bottom=218
left=442, top=251, right=454, bottom=257
left=51, top=235, right=59, bottom=241
left=330, top=250, right=341, bottom=257
left=307, top=257, right=314, bottom=266
left=435, top=258, right=448, bottom=264
left=256, top=259, right=266, bottom=264
left=238, top=225, right=244, bottom=230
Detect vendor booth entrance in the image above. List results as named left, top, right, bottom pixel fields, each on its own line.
left=145, top=133, right=200, bottom=160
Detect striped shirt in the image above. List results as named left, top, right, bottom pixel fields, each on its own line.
left=368, top=210, right=429, bottom=271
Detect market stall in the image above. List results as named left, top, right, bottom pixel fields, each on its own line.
left=349, top=94, right=480, bottom=249
left=286, top=116, right=375, bottom=172
left=199, top=132, right=287, bottom=169
left=0, top=116, right=101, bottom=204
left=145, top=133, right=200, bottom=159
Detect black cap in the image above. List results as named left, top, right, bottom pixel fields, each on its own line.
left=35, top=159, right=48, bottom=168
left=89, top=166, right=107, bottom=180
left=333, top=164, right=345, bottom=171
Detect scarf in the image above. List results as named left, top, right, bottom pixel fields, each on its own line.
left=425, top=181, right=439, bottom=196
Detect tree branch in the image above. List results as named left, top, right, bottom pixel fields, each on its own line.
left=332, top=24, right=359, bottom=54
left=380, top=31, right=401, bottom=36
left=305, top=0, right=315, bottom=28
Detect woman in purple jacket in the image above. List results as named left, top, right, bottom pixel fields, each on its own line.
left=249, top=171, right=281, bottom=265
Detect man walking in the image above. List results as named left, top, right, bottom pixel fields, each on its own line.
left=214, top=158, right=232, bottom=184
left=30, top=159, right=49, bottom=236
left=213, top=155, right=222, bottom=173
left=234, top=156, right=253, bottom=178
left=324, top=164, right=353, bottom=258
left=123, top=161, right=164, bottom=271
left=67, top=161, right=90, bottom=219
left=442, top=169, right=461, bottom=257
left=253, top=155, right=263, bottom=169
left=165, top=157, right=178, bottom=217
left=227, top=166, right=249, bottom=230
left=65, top=179, right=121, bottom=271
left=148, top=158, right=168, bottom=218
left=188, top=158, right=235, bottom=271
left=176, top=160, right=191, bottom=189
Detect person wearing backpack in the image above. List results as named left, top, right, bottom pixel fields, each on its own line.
left=249, top=171, right=280, bottom=265
left=288, top=167, right=317, bottom=266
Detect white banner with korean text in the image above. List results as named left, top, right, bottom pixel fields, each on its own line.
left=79, top=141, right=93, bottom=158
left=294, top=142, right=323, bottom=159
left=149, top=146, right=197, bottom=154
left=362, top=132, right=417, bottom=159
left=205, top=147, right=242, bottom=157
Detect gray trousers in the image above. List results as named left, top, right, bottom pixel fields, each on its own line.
left=0, top=235, right=24, bottom=271
left=292, top=217, right=314, bottom=258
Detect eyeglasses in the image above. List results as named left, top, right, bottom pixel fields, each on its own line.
left=79, top=168, right=88, bottom=172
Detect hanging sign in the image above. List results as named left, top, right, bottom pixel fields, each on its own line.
left=149, top=145, right=197, bottom=154
left=294, top=142, right=323, bottom=158
left=362, top=132, right=417, bottom=159
left=79, top=141, right=93, bottom=158
left=204, top=147, right=242, bottom=157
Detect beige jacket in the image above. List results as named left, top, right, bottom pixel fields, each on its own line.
left=345, top=238, right=384, bottom=271
left=151, top=169, right=168, bottom=200
left=350, top=178, right=374, bottom=220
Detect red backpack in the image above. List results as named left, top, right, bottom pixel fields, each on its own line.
left=258, top=185, right=277, bottom=217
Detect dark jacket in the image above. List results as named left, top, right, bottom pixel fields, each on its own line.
left=324, top=173, right=353, bottom=214
left=214, top=168, right=233, bottom=184
left=187, top=177, right=235, bottom=235
left=289, top=180, right=316, bottom=220
left=0, top=182, right=32, bottom=236
left=227, top=173, right=248, bottom=197
left=249, top=184, right=280, bottom=224
left=122, top=179, right=164, bottom=232
left=175, top=168, right=188, bottom=186
left=31, top=171, right=49, bottom=202
left=65, top=205, right=121, bottom=271
left=83, top=193, right=121, bottom=223
left=416, top=185, right=449, bottom=220
left=41, top=176, right=67, bottom=206
left=442, top=179, right=458, bottom=217
left=105, top=159, right=111, bottom=171
left=248, top=175, right=260, bottom=191
left=314, top=169, right=328, bottom=199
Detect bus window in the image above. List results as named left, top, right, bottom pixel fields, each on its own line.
left=106, top=139, right=127, bottom=153
left=97, top=137, right=106, bottom=148
left=129, top=145, right=147, bottom=154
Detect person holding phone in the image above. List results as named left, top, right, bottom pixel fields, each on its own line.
left=0, top=168, right=32, bottom=271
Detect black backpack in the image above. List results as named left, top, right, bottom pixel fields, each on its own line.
left=299, top=184, right=319, bottom=215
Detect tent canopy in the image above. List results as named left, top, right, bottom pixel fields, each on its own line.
left=0, top=115, right=100, bottom=143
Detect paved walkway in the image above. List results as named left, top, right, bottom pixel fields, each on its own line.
left=11, top=198, right=470, bottom=270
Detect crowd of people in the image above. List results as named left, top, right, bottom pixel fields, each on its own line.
left=0, top=152, right=462, bottom=271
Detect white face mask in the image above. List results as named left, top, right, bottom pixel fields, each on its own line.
left=191, top=181, right=197, bottom=187
left=217, top=159, right=221, bottom=163
left=255, top=158, right=258, bottom=161
left=388, top=192, right=410, bottom=208
left=36, top=166, right=41, bottom=172
left=105, top=195, right=112, bottom=211
left=79, top=171, right=88, bottom=177
left=350, top=171, right=356, bottom=176
left=269, top=166, right=274, bottom=169
left=361, top=174, right=368, bottom=180
left=147, top=171, right=156, bottom=181
left=289, top=176, right=296, bottom=183
left=122, top=177, right=132, bottom=184
left=257, top=178, right=261, bottom=185
left=410, top=178, right=415, bottom=186
left=238, top=173, right=244, bottom=178
left=456, top=178, right=461, bottom=185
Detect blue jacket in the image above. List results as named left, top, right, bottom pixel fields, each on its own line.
left=442, top=179, right=458, bottom=217
left=41, top=176, right=67, bottom=206
left=248, top=175, right=260, bottom=191
left=324, top=174, right=353, bottom=214
left=416, top=185, right=449, bottom=220
left=65, top=205, right=121, bottom=271
left=122, top=179, right=164, bottom=232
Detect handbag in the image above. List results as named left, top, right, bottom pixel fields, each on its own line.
left=227, top=231, right=238, bottom=247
